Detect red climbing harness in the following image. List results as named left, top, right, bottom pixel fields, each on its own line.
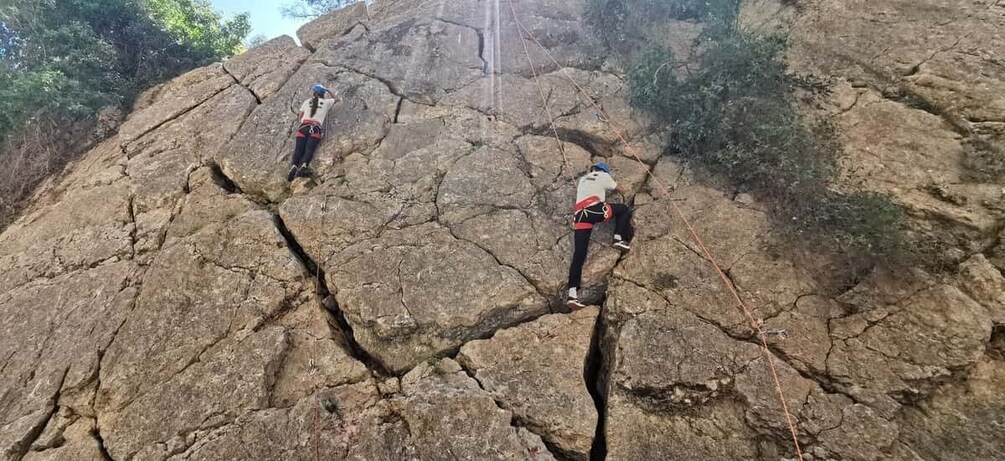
left=295, top=120, right=324, bottom=139
left=572, top=196, right=612, bottom=230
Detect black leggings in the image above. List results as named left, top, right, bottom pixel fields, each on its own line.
left=567, top=203, right=633, bottom=290
left=293, top=125, right=322, bottom=167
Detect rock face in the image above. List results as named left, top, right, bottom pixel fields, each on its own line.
left=459, top=308, right=600, bottom=460
left=1, top=0, right=1003, bottom=460
left=787, top=0, right=1005, bottom=257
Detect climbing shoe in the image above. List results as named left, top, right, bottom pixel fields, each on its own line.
left=567, top=296, right=586, bottom=310
left=613, top=240, right=631, bottom=252
left=296, top=166, right=312, bottom=178
left=287, top=165, right=300, bottom=182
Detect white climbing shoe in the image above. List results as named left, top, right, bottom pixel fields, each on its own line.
left=567, top=296, right=586, bottom=310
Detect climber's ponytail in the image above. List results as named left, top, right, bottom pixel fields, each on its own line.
left=309, top=95, right=319, bottom=118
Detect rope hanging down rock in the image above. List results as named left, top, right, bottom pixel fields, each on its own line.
left=504, top=1, right=805, bottom=458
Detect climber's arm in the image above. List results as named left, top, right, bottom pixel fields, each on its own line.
left=327, top=89, right=342, bottom=104
left=607, top=174, right=625, bottom=196
left=296, top=99, right=307, bottom=120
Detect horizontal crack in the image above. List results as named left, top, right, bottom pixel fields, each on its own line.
left=123, top=83, right=236, bottom=147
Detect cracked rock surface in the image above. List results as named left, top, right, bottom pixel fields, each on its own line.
left=2, top=0, right=1003, bottom=460
left=459, top=308, right=600, bottom=460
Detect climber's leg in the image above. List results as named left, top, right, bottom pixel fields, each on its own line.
left=297, top=132, right=322, bottom=177
left=567, top=227, right=592, bottom=309
left=566, top=202, right=608, bottom=309
left=290, top=130, right=309, bottom=181
left=610, top=203, right=634, bottom=251
left=303, top=137, right=321, bottom=166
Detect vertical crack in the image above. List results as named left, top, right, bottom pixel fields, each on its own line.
left=476, top=28, right=490, bottom=75
left=393, top=97, right=404, bottom=124
left=271, top=214, right=390, bottom=376
left=126, top=195, right=138, bottom=259
left=584, top=297, right=609, bottom=461
left=93, top=425, right=114, bottom=461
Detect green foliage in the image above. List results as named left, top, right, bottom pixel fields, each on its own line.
left=149, top=0, right=250, bottom=58
left=0, top=0, right=250, bottom=144
left=282, top=0, right=360, bottom=19
left=585, top=0, right=739, bottom=54
left=629, top=35, right=833, bottom=190
left=0, top=0, right=249, bottom=229
left=625, top=18, right=908, bottom=272
left=0, top=69, right=70, bottom=137
left=785, top=190, right=908, bottom=275
left=584, top=0, right=633, bottom=51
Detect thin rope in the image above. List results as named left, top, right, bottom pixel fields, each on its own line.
left=312, top=196, right=328, bottom=461
left=505, top=0, right=571, bottom=179
left=505, top=2, right=805, bottom=457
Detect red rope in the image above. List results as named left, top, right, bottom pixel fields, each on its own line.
left=504, top=1, right=805, bottom=458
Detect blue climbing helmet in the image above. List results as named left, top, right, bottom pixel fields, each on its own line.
left=312, top=84, right=326, bottom=95
left=592, top=162, right=610, bottom=174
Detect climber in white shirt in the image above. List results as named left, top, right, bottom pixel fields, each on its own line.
left=288, top=84, right=341, bottom=182
left=567, top=162, right=634, bottom=309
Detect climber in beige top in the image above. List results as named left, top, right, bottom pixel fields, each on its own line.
left=288, top=84, right=341, bottom=181
left=567, top=162, right=633, bottom=309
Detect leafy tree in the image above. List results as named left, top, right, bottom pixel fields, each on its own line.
left=0, top=0, right=250, bottom=228
left=282, top=0, right=360, bottom=19
left=247, top=33, right=269, bottom=48
left=0, top=20, right=19, bottom=64
left=148, top=0, right=250, bottom=58
left=0, top=0, right=250, bottom=143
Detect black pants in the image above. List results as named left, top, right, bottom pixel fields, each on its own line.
left=567, top=203, right=633, bottom=290
left=293, top=125, right=322, bottom=167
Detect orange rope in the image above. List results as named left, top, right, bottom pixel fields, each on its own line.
left=505, top=1, right=804, bottom=458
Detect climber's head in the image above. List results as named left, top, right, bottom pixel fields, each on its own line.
left=592, top=162, right=610, bottom=174
left=312, top=84, right=327, bottom=96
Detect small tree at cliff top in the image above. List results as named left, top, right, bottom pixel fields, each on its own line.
left=281, top=0, right=362, bottom=19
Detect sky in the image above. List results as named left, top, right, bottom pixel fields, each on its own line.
left=210, top=0, right=310, bottom=43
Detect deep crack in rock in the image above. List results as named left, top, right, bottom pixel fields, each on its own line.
left=271, top=214, right=391, bottom=376
left=585, top=297, right=609, bottom=461
left=92, top=425, right=114, bottom=461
